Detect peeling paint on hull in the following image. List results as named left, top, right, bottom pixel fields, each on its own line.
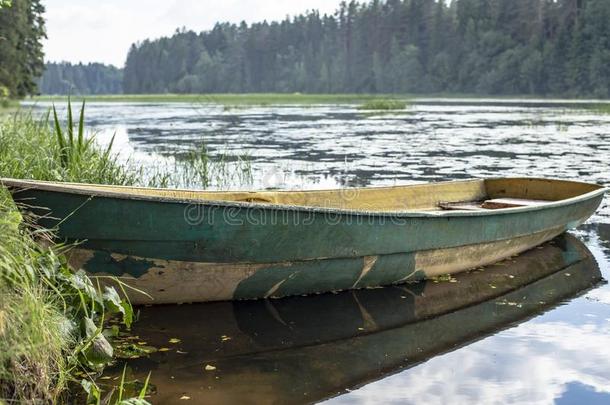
left=71, top=224, right=575, bottom=304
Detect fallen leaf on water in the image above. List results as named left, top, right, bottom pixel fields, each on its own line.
left=169, top=338, right=181, bottom=344
left=204, top=364, right=216, bottom=371
left=180, top=395, right=191, bottom=400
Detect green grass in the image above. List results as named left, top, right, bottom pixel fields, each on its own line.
left=358, top=99, right=409, bottom=110
left=0, top=105, right=148, bottom=404
left=0, top=285, right=71, bottom=402
left=587, top=103, right=610, bottom=114
left=0, top=108, right=138, bottom=185
left=0, top=202, right=72, bottom=402
left=0, top=192, right=141, bottom=403
left=0, top=188, right=132, bottom=403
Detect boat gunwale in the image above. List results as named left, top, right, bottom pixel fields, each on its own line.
left=1, top=177, right=606, bottom=219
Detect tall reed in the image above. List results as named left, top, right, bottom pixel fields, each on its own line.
left=0, top=107, right=137, bottom=185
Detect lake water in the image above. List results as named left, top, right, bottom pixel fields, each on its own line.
left=23, top=99, right=610, bottom=404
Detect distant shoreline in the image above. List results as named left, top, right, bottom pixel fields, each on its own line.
left=24, top=93, right=610, bottom=108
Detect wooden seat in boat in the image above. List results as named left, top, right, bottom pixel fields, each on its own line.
left=438, top=201, right=486, bottom=211
left=439, top=198, right=550, bottom=211
left=481, top=198, right=550, bottom=209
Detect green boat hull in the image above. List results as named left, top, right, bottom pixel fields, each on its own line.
left=2, top=177, right=605, bottom=303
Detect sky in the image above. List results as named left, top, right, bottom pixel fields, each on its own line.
left=43, top=0, right=344, bottom=67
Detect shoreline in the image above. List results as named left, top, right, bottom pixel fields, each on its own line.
left=26, top=93, right=610, bottom=106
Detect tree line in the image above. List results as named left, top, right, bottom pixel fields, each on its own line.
left=39, top=62, right=123, bottom=95
left=0, top=0, right=45, bottom=99
left=3, top=0, right=609, bottom=98
left=122, top=0, right=610, bottom=97
left=1, top=1, right=122, bottom=97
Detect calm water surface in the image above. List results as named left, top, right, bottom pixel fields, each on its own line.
left=24, top=100, right=610, bottom=404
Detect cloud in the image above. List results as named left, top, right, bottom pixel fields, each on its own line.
left=328, top=319, right=610, bottom=405
left=42, top=0, right=343, bottom=66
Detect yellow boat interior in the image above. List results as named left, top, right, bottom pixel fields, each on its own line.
left=3, top=177, right=603, bottom=212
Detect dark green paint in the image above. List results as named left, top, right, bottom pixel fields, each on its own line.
left=85, top=250, right=161, bottom=278
left=234, top=253, right=419, bottom=300
left=234, top=257, right=363, bottom=299
left=10, top=187, right=603, bottom=268
left=358, top=253, right=419, bottom=287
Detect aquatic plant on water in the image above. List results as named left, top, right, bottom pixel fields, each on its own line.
left=588, top=103, right=610, bottom=114
left=179, top=143, right=253, bottom=189
left=358, top=99, right=408, bottom=111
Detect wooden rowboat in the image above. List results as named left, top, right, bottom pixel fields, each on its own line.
left=1, top=177, right=605, bottom=304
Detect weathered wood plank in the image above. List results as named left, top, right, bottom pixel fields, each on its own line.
left=482, top=198, right=551, bottom=209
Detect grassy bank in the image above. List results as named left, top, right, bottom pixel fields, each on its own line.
left=0, top=194, right=71, bottom=402
left=0, top=106, right=147, bottom=403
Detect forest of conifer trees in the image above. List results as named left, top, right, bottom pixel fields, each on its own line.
left=36, top=0, right=610, bottom=98
left=39, top=62, right=123, bottom=95
left=119, top=0, right=610, bottom=97
left=0, top=0, right=45, bottom=99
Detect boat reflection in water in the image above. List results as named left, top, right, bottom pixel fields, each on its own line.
left=110, top=234, right=603, bottom=404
